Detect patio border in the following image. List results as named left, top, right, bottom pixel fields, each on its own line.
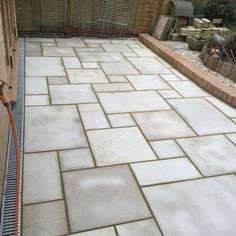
left=138, top=33, right=236, bottom=108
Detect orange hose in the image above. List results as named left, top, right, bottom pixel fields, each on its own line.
left=6, top=106, right=21, bottom=236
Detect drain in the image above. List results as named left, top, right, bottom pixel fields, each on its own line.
left=0, top=39, right=25, bottom=236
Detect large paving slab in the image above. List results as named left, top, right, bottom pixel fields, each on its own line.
left=77, top=52, right=126, bottom=62
left=177, top=135, right=236, bottom=176
left=87, top=127, right=157, bottom=166
left=49, top=84, right=98, bottom=104
left=63, top=165, right=151, bottom=232
left=98, top=91, right=171, bottom=113
left=67, top=69, right=108, bottom=84
left=23, top=201, right=68, bottom=236
left=23, top=152, right=62, bottom=204
left=169, top=98, right=236, bottom=135
left=24, top=105, right=88, bottom=152
left=143, top=175, right=236, bottom=236
left=100, top=62, right=139, bottom=75
left=132, top=111, right=196, bottom=140
left=26, top=57, right=66, bottom=76
left=43, top=46, right=76, bottom=56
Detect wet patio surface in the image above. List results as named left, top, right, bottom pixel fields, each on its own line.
left=23, top=38, right=236, bottom=236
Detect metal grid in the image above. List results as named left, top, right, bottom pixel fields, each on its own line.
left=0, top=39, right=24, bottom=236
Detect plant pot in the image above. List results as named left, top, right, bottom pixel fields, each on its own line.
left=186, top=36, right=208, bottom=51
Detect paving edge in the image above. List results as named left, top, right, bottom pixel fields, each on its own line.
left=139, top=34, right=236, bottom=108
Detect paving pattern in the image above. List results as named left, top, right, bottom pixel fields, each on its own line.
left=23, top=38, right=236, bottom=236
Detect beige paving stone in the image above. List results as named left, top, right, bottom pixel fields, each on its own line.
left=25, top=38, right=55, bottom=43
left=143, top=175, right=236, bottom=236
left=49, top=85, right=98, bottom=104
left=82, top=62, right=100, bottom=69
left=78, top=52, right=126, bottom=62
left=26, top=57, right=65, bottom=76
left=62, top=57, right=82, bottom=69
left=63, top=165, right=151, bottom=232
left=116, top=219, right=161, bottom=236
left=160, top=74, right=181, bottom=81
left=100, top=62, right=139, bottom=75
left=111, top=39, right=137, bottom=44
left=158, top=89, right=182, bottom=99
left=131, top=158, right=200, bottom=186
left=69, top=227, right=116, bottom=236
left=48, top=76, right=68, bottom=85
left=226, top=133, right=236, bottom=144
left=23, top=152, right=62, bottom=204
left=177, top=135, right=236, bottom=176
left=25, top=76, right=48, bottom=95
left=132, top=48, right=157, bottom=57
left=169, top=81, right=209, bottom=97
left=128, top=44, right=142, bottom=49
left=67, top=69, right=108, bottom=84
left=25, top=42, right=41, bottom=51
left=86, top=43, right=101, bottom=48
left=43, top=46, right=76, bottom=56
left=87, top=127, right=157, bottom=166
left=206, top=96, right=236, bottom=118
left=84, top=39, right=111, bottom=44
left=133, top=111, right=196, bottom=141
left=169, top=98, right=236, bottom=135
left=127, top=75, right=170, bottom=90
left=150, top=140, right=185, bottom=159
left=25, top=95, right=50, bottom=106
left=170, top=68, right=189, bottom=80
left=156, top=57, right=172, bottom=68
left=92, top=83, right=134, bottom=92
left=23, top=201, right=68, bottom=236
left=56, top=38, right=86, bottom=47
left=98, top=91, right=170, bottom=113
left=75, top=47, right=104, bottom=52
left=101, top=43, right=132, bottom=52
left=25, top=51, right=43, bottom=57
left=123, top=52, right=138, bottom=57
left=25, top=105, right=88, bottom=152
left=59, top=148, right=94, bottom=171
left=128, top=58, right=170, bottom=74
left=41, top=42, right=56, bottom=47
left=108, top=75, right=128, bottom=82
left=108, top=114, right=136, bottom=127
left=78, top=103, right=110, bottom=130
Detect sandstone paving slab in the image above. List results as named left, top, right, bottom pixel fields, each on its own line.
left=177, top=135, right=236, bottom=176
left=132, top=111, right=196, bottom=141
left=160, top=74, right=181, bottom=81
left=132, top=48, right=157, bottom=57
left=43, top=46, right=76, bottom=56
left=101, top=43, right=132, bottom=52
left=48, top=76, right=68, bottom=85
left=143, top=175, right=236, bottom=236
left=82, top=63, right=100, bottom=69
left=78, top=103, right=110, bottom=130
left=87, top=127, right=157, bottom=166
left=169, top=81, right=210, bottom=97
left=41, top=42, right=56, bottom=47
left=116, top=219, right=162, bottom=236
left=75, top=47, right=104, bottom=52
left=128, top=58, right=170, bottom=74
left=150, top=140, right=185, bottom=159
left=69, top=227, right=116, bottom=236
left=158, top=90, right=182, bottom=99
left=98, top=91, right=170, bottom=114
left=131, top=158, right=201, bottom=186
left=108, top=114, right=136, bottom=127
left=92, top=83, right=134, bottom=92
left=77, top=52, right=126, bottom=62
left=169, top=98, right=236, bottom=135
left=49, top=85, right=98, bottom=105
left=67, top=69, right=108, bottom=84
left=25, top=42, right=41, bottom=51
left=25, top=77, right=48, bottom=95
left=127, top=75, right=170, bottom=90
left=25, top=105, right=88, bottom=152
left=56, top=38, right=86, bottom=47
left=108, top=75, right=128, bottom=82
left=63, top=165, right=151, bottom=232
left=26, top=38, right=55, bottom=43
left=25, top=95, right=50, bottom=106
left=23, top=201, right=68, bottom=236
left=23, top=152, right=62, bottom=204
left=206, top=96, right=236, bottom=118
left=25, top=51, right=43, bottom=57
left=62, top=57, right=82, bottom=69
left=123, top=52, right=138, bottom=57
left=84, top=39, right=111, bottom=44
left=100, top=62, right=139, bottom=75
left=26, top=57, right=65, bottom=76
left=59, top=148, right=94, bottom=171
left=226, top=133, right=236, bottom=144
left=86, top=43, right=101, bottom=48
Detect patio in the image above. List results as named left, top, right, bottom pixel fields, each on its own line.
left=23, top=37, right=236, bottom=236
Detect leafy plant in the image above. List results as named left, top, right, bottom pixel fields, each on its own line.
left=195, top=33, right=210, bottom=40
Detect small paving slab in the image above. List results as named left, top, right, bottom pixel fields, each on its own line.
left=43, top=46, right=76, bottom=56
left=63, top=165, right=151, bottom=232
left=77, top=52, right=126, bottom=62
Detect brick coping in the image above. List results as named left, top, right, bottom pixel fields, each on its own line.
left=139, top=34, right=236, bottom=108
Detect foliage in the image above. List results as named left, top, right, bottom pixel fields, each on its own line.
left=200, top=0, right=236, bottom=27
left=195, top=33, right=210, bottom=41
